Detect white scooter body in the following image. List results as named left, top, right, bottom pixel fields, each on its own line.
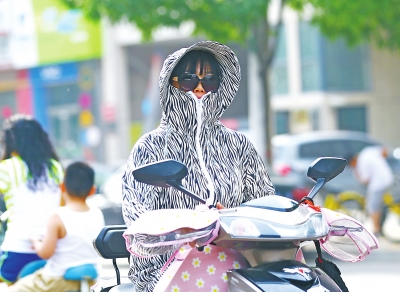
left=93, top=157, right=378, bottom=292
left=151, top=195, right=336, bottom=292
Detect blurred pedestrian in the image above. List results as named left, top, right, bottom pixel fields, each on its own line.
left=8, top=161, right=105, bottom=292
left=0, top=114, right=64, bottom=285
left=349, top=145, right=394, bottom=235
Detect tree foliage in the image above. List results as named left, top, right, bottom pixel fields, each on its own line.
left=62, top=0, right=270, bottom=44
left=290, top=0, right=400, bottom=50
left=62, top=0, right=284, bottom=162
left=61, top=0, right=400, bottom=162
left=62, top=0, right=400, bottom=51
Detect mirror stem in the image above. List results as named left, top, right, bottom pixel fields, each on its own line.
left=167, top=180, right=207, bottom=205
left=307, top=178, right=326, bottom=200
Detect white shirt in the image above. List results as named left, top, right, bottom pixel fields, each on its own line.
left=0, top=157, right=63, bottom=252
left=356, top=146, right=394, bottom=192
left=42, top=206, right=105, bottom=277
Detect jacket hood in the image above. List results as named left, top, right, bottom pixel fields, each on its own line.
left=158, top=41, right=241, bottom=129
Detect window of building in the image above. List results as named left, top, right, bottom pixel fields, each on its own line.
left=270, top=25, right=288, bottom=95
left=299, top=22, right=322, bottom=91
left=299, top=21, right=370, bottom=92
left=275, top=110, right=289, bottom=134
left=337, top=106, right=367, bottom=132
left=299, top=139, right=375, bottom=159
left=0, top=90, right=15, bottom=126
left=46, top=84, right=81, bottom=158
left=321, top=38, right=370, bottom=91
left=311, top=109, right=319, bottom=130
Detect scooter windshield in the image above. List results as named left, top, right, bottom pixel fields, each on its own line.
left=123, top=208, right=220, bottom=258
left=241, top=196, right=298, bottom=212
left=319, top=208, right=379, bottom=262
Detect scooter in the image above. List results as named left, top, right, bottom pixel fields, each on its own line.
left=92, top=157, right=378, bottom=292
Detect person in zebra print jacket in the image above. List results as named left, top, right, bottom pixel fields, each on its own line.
left=122, top=40, right=276, bottom=291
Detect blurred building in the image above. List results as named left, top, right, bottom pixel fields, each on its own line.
left=103, top=9, right=400, bottom=164
left=0, top=0, right=104, bottom=161
left=270, top=9, right=400, bottom=151
left=101, top=27, right=251, bottom=164
left=1, top=2, right=399, bottom=165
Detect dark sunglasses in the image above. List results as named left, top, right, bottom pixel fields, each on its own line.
left=172, top=73, right=220, bottom=92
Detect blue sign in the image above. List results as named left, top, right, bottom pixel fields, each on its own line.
left=29, top=61, right=78, bottom=130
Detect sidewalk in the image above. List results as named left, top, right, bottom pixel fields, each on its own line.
left=301, top=234, right=400, bottom=267
left=375, top=235, right=400, bottom=251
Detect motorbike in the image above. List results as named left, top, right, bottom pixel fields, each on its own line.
left=91, top=157, right=378, bottom=292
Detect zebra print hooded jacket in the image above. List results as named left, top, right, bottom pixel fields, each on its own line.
left=122, top=40, right=275, bottom=291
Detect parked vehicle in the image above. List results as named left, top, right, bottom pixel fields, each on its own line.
left=91, top=157, right=378, bottom=292
left=272, top=130, right=400, bottom=203
left=87, top=165, right=124, bottom=225
left=61, top=160, right=118, bottom=193
left=87, top=192, right=125, bottom=225
left=87, top=164, right=126, bottom=225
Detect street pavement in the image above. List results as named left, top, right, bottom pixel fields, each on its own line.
left=98, top=236, right=400, bottom=291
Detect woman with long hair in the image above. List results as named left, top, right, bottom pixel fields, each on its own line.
left=0, top=114, right=64, bottom=285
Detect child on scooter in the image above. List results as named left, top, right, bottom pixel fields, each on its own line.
left=8, top=162, right=105, bottom=292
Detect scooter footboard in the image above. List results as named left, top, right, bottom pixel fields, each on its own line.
left=227, top=260, right=342, bottom=291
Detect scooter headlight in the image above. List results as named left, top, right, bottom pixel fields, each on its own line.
left=221, top=213, right=329, bottom=240
left=306, top=213, right=330, bottom=237
left=230, top=218, right=261, bottom=237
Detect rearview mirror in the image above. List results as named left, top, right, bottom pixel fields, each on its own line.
left=306, top=157, right=347, bottom=200
left=132, top=159, right=188, bottom=187
left=132, top=159, right=207, bottom=205
left=307, top=157, right=347, bottom=183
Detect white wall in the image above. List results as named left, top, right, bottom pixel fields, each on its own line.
left=101, top=21, right=132, bottom=165
left=369, top=46, right=400, bottom=147
left=101, top=21, right=195, bottom=165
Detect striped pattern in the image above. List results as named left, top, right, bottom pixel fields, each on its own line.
left=122, top=41, right=275, bottom=291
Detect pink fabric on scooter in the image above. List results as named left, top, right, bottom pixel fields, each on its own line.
left=123, top=208, right=220, bottom=258
left=319, top=208, right=379, bottom=262
left=155, top=244, right=250, bottom=292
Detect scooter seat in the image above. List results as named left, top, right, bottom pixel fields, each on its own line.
left=19, top=260, right=47, bottom=279
left=64, top=264, right=98, bottom=281
left=109, top=283, right=135, bottom=291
